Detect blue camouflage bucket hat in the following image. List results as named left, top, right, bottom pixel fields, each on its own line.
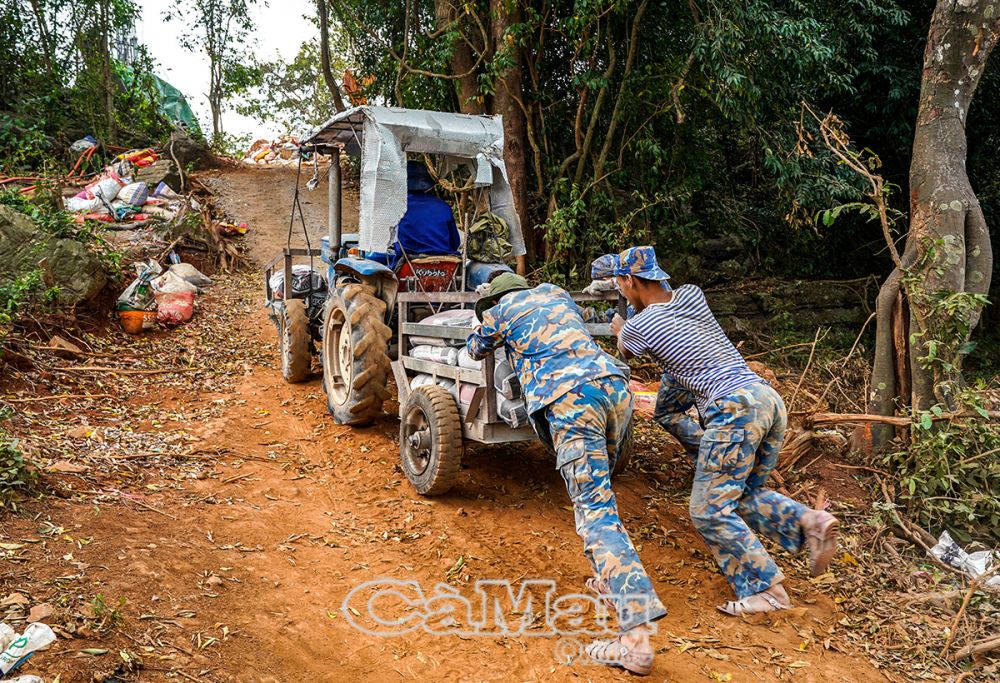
left=617, top=246, right=671, bottom=281
left=590, top=253, right=620, bottom=280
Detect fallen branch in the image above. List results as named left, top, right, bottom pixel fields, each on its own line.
left=878, top=479, right=968, bottom=579
left=787, top=327, right=826, bottom=412
left=52, top=366, right=190, bottom=376
left=3, top=393, right=115, bottom=403
left=940, top=564, right=1000, bottom=659
left=952, top=634, right=1000, bottom=662
left=809, top=410, right=1000, bottom=428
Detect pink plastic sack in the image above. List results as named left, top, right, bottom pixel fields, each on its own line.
left=155, top=291, right=195, bottom=325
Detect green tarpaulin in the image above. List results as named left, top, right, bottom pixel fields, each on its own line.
left=151, top=75, right=201, bottom=134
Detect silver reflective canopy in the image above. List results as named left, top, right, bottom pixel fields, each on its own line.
left=301, top=106, right=525, bottom=258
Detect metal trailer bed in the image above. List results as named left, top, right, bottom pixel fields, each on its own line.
left=390, top=289, right=624, bottom=495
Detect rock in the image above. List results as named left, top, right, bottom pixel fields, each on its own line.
left=134, top=159, right=181, bottom=191
left=28, top=602, right=55, bottom=622
left=168, top=130, right=214, bottom=170
left=205, top=575, right=224, bottom=589
left=47, top=335, right=84, bottom=359
left=0, top=205, right=108, bottom=306
left=42, top=238, right=107, bottom=305
left=0, top=204, right=39, bottom=270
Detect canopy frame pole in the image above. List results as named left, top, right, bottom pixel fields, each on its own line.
left=328, top=146, right=342, bottom=252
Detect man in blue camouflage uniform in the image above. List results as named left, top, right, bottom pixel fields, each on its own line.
left=467, top=272, right=663, bottom=675
left=590, top=254, right=704, bottom=459
left=604, top=246, right=839, bottom=617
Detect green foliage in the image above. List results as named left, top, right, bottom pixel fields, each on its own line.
left=89, top=594, right=127, bottom=633
left=886, top=393, right=1000, bottom=543
left=240, top=37, right=349, bottom=130
left=0, top=1, right=171, bottom=171
left=163, top=0, right=262, bottom=140
left=0, top=428, right=36, bottom=502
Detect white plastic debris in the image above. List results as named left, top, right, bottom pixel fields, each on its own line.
left=0, top=622, right=56, bottom=675
left=929, top=531, right=1000, bottom=589
left=0, top=623, right=16, bottom=651
left=6, top=676, right=45, bottom=683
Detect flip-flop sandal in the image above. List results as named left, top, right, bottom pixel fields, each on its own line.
left=585, top=576, right=617, bottom=613
left=805, top=510, right=839, bottom=577
left=717, top=592, right=791, bottom=617
left=585, top=636, right=654, bottom=676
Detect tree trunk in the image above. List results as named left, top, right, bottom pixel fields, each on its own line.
left=857, top=0, right=999, bottom=451
left=435, top=0, right=484, bottom=114
left=490, top=0, right=531, bottom=273
left=317, top=0, right=347, bottom=113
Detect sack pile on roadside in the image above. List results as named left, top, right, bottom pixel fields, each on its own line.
left=116, top=259, right=212, bottom=333
left=62, top=144, right=197, bottom=226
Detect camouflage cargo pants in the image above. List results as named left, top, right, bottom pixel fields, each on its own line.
left=690, top=383, right=808, bottom=598
left=548, top=375, right=668, bottom=631
left=653, top=371, right=703, bottom=459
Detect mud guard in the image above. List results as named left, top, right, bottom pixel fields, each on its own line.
left=332, top=257, right=398, bottom=324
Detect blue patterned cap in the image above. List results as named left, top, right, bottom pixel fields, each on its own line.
left=616, top=246, right=670, bottom=281
left=590, top=254, right=620, bottom=280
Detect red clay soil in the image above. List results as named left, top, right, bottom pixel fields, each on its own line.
left=0, top=166, right=890, bottom=682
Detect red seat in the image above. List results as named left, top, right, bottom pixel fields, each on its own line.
left=395, top=256, right=461, bottom=292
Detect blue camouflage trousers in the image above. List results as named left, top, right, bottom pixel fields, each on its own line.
left=548, top=375, right=668, bottom=632
left=690, top=383, right=808, bottom=598
left=653, top=371, right=703, bottom=459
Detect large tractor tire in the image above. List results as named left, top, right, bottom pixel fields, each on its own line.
left=399, top=385, right=462, bottom=495
left=279, top=299, right=312, bottom=383
left=321, top=282, right=392, bottom=425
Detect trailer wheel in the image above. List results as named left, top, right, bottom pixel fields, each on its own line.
left=612, top=420, right=634, bottom=477
left=279, top=299, right=312, bottom=383
left=400, top=385, right=462, bottom=495
left=322, top=283, right=392, bottom=425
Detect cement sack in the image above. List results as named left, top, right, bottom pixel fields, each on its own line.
left=411, top=345, right=459, bottom=366
left=168, top=263, right=212, bottom=288
left=152, top=270, right=198, bottom=294
left=457, top=348, right=482, bottom=371
left=497, top=396, right=529, bottom=429
left=494, top=359, right=521, bottom=400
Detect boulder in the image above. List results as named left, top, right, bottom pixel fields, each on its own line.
left=0, top=205, right=108, bottom=307
left=43, top=238, right=107, bottom=304
left=134, top=159, right=181, bottom=192
left=168, top=130, right=214, bottom=170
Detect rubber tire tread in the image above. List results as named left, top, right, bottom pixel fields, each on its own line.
left=280, top=299, right=312, bottom=383
left=323, top=283, right=392, bottom=425
left=400, top=385, right=463, bottom=495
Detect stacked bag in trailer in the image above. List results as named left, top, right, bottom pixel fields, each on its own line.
left=408, top=309, right=529, bottom=428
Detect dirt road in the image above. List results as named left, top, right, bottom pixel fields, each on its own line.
left=1, top=166, right=888, bottom=682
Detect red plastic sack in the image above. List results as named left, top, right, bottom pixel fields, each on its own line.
left=155, top=291, right=195, bottom=325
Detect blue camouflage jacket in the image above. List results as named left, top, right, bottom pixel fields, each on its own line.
left=466, top=283, right=625, bottom=415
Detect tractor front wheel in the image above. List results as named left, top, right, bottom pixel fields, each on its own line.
left=279, top=299, right=312, bottom=383
left=321, top=283, right=392, bottom=425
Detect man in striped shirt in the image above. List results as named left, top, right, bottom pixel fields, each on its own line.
left=607, top=246, right=839, bottom=616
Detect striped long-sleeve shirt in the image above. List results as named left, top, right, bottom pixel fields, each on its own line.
left=619, top=284, right=761, bottom=414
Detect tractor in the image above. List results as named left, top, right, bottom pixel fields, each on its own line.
left=263, top=106, right=523, bottom=426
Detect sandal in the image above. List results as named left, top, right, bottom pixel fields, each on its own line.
left=585, top=636, right=654, bottom=676
left=804, top=510, right=839, bottom=577
left=717, top=591, right=790, bottom=616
